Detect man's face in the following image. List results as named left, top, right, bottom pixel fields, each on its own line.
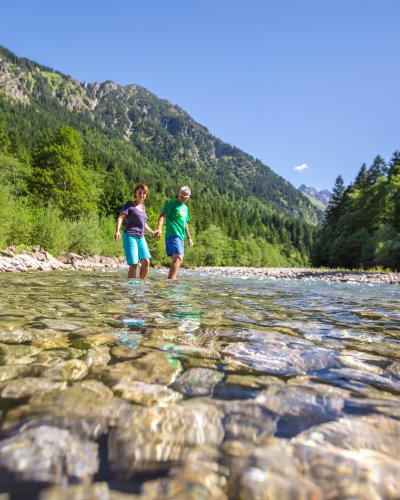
left=178, top=191, right=190, bottom=203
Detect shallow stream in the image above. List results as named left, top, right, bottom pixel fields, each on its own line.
left=0, top=269, right=399, bottom=498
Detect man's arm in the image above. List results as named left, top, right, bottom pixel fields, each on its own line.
left=156, top=213, right=166, bottom=239
left=186, top=223, right=193, bottom=246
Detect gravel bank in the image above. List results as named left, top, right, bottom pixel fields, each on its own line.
left=0, top=247, right=126, bottom=273
left=193, top=266, right=400, bottom=285
left=1, top=248, right=399, bottom=285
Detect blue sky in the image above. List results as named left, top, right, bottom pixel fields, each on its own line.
left=2, top=0, right=399, bottom=191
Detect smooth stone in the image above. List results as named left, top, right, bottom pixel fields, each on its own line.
left=41, top=359, right=89, bottom=381
left=92, top=351, right=182, bottom=386
left=40, top=482, right=138, bottom=499
left=1, top=377, right=66, bottom=399
left=0, top=365, right=32, bottom=382
left=4, top=382, right=131, bottom=434
left=219, top=399, right=278, bottom=444
left=108, top=400, right=224, bottom=477
left=112, top=380, right=182, bottom=406
left=173, top=368, right=224, bottom=397
left=0, top=344, right=42, bottom=365
left=71, top=333, right=114, bottom=349
left=256, top=385, right=344, bottom=435
left=110, top=345, right=147, bottom=360
left=0, top=329, right=33, bottom=343
left=0, top=425, right=98, bottom=485
left=85, top=345, right=112, bottom=367
left=296, top=414, right=400, bottom=460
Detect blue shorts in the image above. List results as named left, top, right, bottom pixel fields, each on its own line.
left=123, top=233, right=151, bottom=265
left=166, top=236, right=184, bottom=256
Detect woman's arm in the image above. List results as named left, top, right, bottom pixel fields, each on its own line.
left=114, top=213, right=126, bottom=240
left=145, top=223, right=156, bottom=236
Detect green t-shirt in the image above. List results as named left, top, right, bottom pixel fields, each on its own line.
left=162, top=199, right=190, bottom=240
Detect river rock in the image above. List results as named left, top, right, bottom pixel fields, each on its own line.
left=41, top=359, right=89, bottom=381
left=0, top=344, right=42, bottom=365
left=0, top=329, right=33, bottom=344
left=173, top=368, right=224, bottom=397
left=0, top=365, right=32, bottom=382
left=40, top=482, right=138, bottom=499
left=0, top=425, right=98, bottom=485
left=71, top=332, right=114, bottom=349
left=240, top=465, right=323, bottom=500
left=3, top=381, right=131, bottom=437
left=108, top=399, right=224, bottom=477
left=92, top=351, right=182, bottom=386
left=256, top=384, right=345, bottom=436
left=85, top=345, right=112, bottom=367
left=223, top=331, right=340, bottom=375
left=110, top=345, right=148, bottom=360
left=112, top=380, right=182, bottom=406
left=1, top=377, right=66, bottom=399
left=219, top=399, right=278, bottom=444
left=296, top=414, right=400, bottom=459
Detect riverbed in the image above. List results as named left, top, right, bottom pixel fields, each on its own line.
left=0, top=269, right=399, bottom=498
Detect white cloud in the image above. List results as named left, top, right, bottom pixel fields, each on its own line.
left=293, top=163, right=311, bottom=172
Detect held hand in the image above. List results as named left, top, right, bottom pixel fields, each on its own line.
left=114, top=231, right=121, bottom=241
left=188, top=237, right=193, bottom=247
left=154, top=230, right=161, bottom=239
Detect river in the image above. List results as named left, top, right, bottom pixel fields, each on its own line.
left=0, top=269, right=399, bottom=498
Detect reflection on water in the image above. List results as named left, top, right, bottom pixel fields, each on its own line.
left=0, top=269, right=399, bottom=498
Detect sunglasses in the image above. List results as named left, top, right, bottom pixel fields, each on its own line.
left=179, top=193, right=190, bottom=199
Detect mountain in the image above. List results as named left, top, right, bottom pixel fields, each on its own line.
left=0, top=46, right=322, bottom=266
left=298, top=185, right=332, bottom=207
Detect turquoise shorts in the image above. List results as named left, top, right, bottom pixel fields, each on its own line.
left=122, top=232, right=151, bottom=265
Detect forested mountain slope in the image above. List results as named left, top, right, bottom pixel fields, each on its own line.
left=0, top=46, right=321, bottom=266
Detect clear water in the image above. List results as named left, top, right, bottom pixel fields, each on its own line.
left=0, top=269, right=399, bottom=498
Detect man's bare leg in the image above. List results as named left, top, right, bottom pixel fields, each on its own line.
left=168, top=254, right=183, bottom=280
left=139, top=258, right=150, bottom=279
left=128, top=264, right=138, bottom=278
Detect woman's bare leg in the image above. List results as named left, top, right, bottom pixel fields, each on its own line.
left=140, top=258, right=150, bottom=279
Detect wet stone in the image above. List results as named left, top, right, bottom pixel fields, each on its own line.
left=0, top=344, right=42, bottom=365
left=296, top=414, right=400, bottom=460
left=3, top=382, right=131, bottom=435
left=1, top=377, right=66, bottom=399
left=92, top=351, right=182, bottom=386
left=110, top=345, right=148, bottom=360
left=41, top=359, right=89, bottom=381
left=84, top=345, right=112, bottom=367
left=71, top=332, right=114, bottom=349
left=0, top=425, right=98, bottom=485
left=256, top=384, right=345, bottom=436
left=219, top=399, right=278, bottom=444
left=173, top=368, right=224, bottom=397
left=0, top=329, right=33, bottom=344
left=0, top=365, right=32, bottom=382
left=40, top=482, right=138, bottom=499
left=112, top=380, right=182, bottom=406
left=108, top=399, right=224, bottom=477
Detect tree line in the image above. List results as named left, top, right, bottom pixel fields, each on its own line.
left=0, top=112, right=317, bottom=267
left=313, top=153, right=400, bottom=270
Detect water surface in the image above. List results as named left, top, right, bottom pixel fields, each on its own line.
left=0, top=269, right=399, bottom=498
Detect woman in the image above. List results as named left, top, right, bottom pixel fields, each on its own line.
left=114, top=184, right=157, bottom=279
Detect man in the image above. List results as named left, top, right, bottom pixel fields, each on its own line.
left=157, top=186, right=193, bottom=280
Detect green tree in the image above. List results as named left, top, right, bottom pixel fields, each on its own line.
left=30, top=125, right=99, bottom=219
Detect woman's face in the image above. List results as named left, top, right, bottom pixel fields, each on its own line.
left=135, top=188, right=147, bottom=202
